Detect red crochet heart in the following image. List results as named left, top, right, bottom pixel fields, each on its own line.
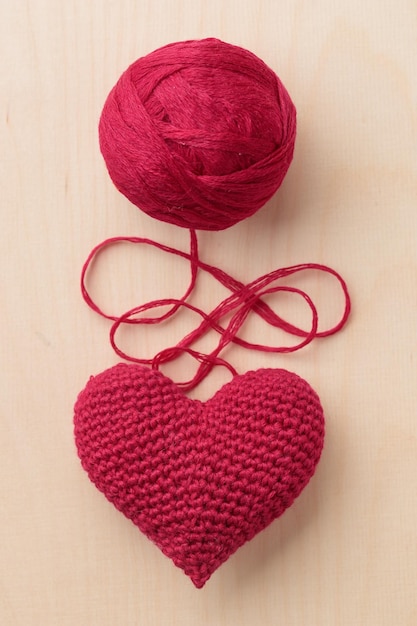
left=74, top=364, right=324, bottom=588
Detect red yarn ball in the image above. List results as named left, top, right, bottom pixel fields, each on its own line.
left=99, top=38, right=296, bottom=230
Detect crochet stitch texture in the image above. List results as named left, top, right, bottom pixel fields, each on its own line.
left=74, top=364, right=324, bottom=588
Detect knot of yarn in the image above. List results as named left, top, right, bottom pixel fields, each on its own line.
left=99, top=38, right=297, bottom=230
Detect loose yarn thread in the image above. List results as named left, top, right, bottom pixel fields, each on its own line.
left=81, top=230, right=351, bottom=391
left=99, top=38, right=296, bottom=231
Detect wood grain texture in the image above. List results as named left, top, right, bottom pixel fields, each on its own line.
left=1, top=1, right=416, bottom=624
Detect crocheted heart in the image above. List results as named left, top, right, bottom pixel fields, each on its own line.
left=74, top=364, right=324, bottom=588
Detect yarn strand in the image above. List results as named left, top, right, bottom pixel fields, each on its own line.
left=81, top=230, right=350, bottom=390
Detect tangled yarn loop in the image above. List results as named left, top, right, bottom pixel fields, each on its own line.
left=81, top=230, right=351, bottom=391
left=99, top=38, right=297, bottom=230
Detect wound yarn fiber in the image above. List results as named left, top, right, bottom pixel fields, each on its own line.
left=99, top=38, right=296, bottom=230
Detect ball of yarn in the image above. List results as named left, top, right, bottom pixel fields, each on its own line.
left=99, top=38, right=296, bottom=230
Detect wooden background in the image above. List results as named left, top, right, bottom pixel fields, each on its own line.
left=1, top=1, right=416, bottom=624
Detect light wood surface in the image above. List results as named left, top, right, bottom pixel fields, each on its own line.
left=1, top=2, right=417, bottom=624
